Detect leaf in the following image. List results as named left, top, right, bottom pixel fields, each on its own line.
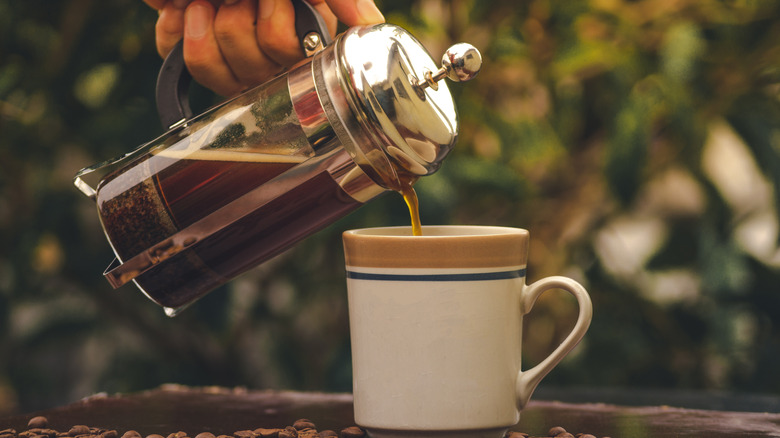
left=661, top=21, right=706, bottom=84
left=605, top=92, right=651, bottom=205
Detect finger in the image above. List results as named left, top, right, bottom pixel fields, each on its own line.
left=255, top=0, right=303, bottom=67
left=183, top=0, right=243, bottom=96
left=213, top=0, right=283, bottom=88
left=324, top=0, right=384, bottom=26
left=155, top=2, right=186, bottom=58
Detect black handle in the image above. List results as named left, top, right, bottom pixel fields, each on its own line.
left=292, top=0, right=333, bottom=49
left=156, top=41, right=193, bottom=130
left=155, top=0, right=332, bottom=130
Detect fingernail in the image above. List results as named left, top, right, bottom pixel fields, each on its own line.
left=173, top=0, right=189, bottom=8
left=356, top=0, right=384, bottom=24
left=185, top=3, right=209, bottom=39
left=259, top=0, right=276, bottom=20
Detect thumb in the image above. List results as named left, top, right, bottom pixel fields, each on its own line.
left=323, top=0, right=384, bottom=27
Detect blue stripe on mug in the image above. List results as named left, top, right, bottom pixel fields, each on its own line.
left=345, top=269, right=526, bottom=282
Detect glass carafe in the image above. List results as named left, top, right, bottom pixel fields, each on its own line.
left=74, top=1, right=482, bottom=314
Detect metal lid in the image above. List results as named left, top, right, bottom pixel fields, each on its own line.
left=334, top=24, right=481, bottom=182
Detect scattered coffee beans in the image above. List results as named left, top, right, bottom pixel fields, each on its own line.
left=502, top=426, right=609, bottom=438
left=8, top=416, right=608, bottom=438
left=502, top=426, right=611, bottom=438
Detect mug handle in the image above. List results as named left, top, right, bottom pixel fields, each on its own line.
left=515, top=276, right=593, bottom=409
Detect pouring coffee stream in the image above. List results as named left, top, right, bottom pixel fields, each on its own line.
left=74, top=0, right=482, bottom=314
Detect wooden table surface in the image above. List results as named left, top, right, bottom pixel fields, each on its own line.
left=1, top=386, right=779, bottom=437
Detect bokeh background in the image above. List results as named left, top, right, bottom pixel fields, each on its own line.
left=2, top=0, right=780, bottom=415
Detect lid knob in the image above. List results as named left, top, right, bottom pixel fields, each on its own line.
left=416, top=43, right=482, bottom=92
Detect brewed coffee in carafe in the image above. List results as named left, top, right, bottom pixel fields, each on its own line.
left=74, top=11, right=482, bottom=314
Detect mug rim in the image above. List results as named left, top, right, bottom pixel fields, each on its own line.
left=343, top=225, right=529, bottom=238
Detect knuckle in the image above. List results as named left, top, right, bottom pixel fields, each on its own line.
left=212, top=19, right=237, bottom=44
left=256, top=33, right=301, bottom=66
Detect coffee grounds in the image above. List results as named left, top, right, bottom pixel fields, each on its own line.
left=6, top=417, right=608, bottom=438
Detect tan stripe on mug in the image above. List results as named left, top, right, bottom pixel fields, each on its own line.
left=343, top=226, right=529, bottom=269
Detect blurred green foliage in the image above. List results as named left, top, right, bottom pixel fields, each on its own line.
left=1, top=0, right=780, bottom=415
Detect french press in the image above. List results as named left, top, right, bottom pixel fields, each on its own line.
left=74, top=0, right=482, bottom=315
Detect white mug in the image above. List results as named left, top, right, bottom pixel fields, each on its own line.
left=342, top=226, right=593, bottom=438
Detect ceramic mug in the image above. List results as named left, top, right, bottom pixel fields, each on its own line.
left=342, top=226, right=593, bottom=438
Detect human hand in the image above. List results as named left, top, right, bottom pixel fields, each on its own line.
left=143, top=0, right=385, bottom=97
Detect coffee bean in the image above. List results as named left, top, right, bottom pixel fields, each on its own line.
left=69, top=427, right=91, bottom=437
left=194, top=433, right=215, bottom=438
left=291, top=421, right=315, bottom=432
left=338, top=427, right=364, bottom=438
left=318, top=432, right=337, bottom=438
left=578, top=435, right=596, bottom=438
left=557, top=434, right=575, bottom=438
left=146, top=434, right=165, bottom=438
left=27, top=418, right=48, bottom=429
left=278, top=427, right=299, bottom=438
left=233, top=431, right=256, bottom=438
left=1, top=433, right=17, bottom=438
left=99, top=431, right=118, bottom=438
left=252, top=430, right=280, bottom=438
left=548, top=427, right=567, bottom=437
left=216, top=435, right=232, bottom=438
left=121, top=432, right=141, bottom=438
left=504, top=433, right=528, bottom=438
